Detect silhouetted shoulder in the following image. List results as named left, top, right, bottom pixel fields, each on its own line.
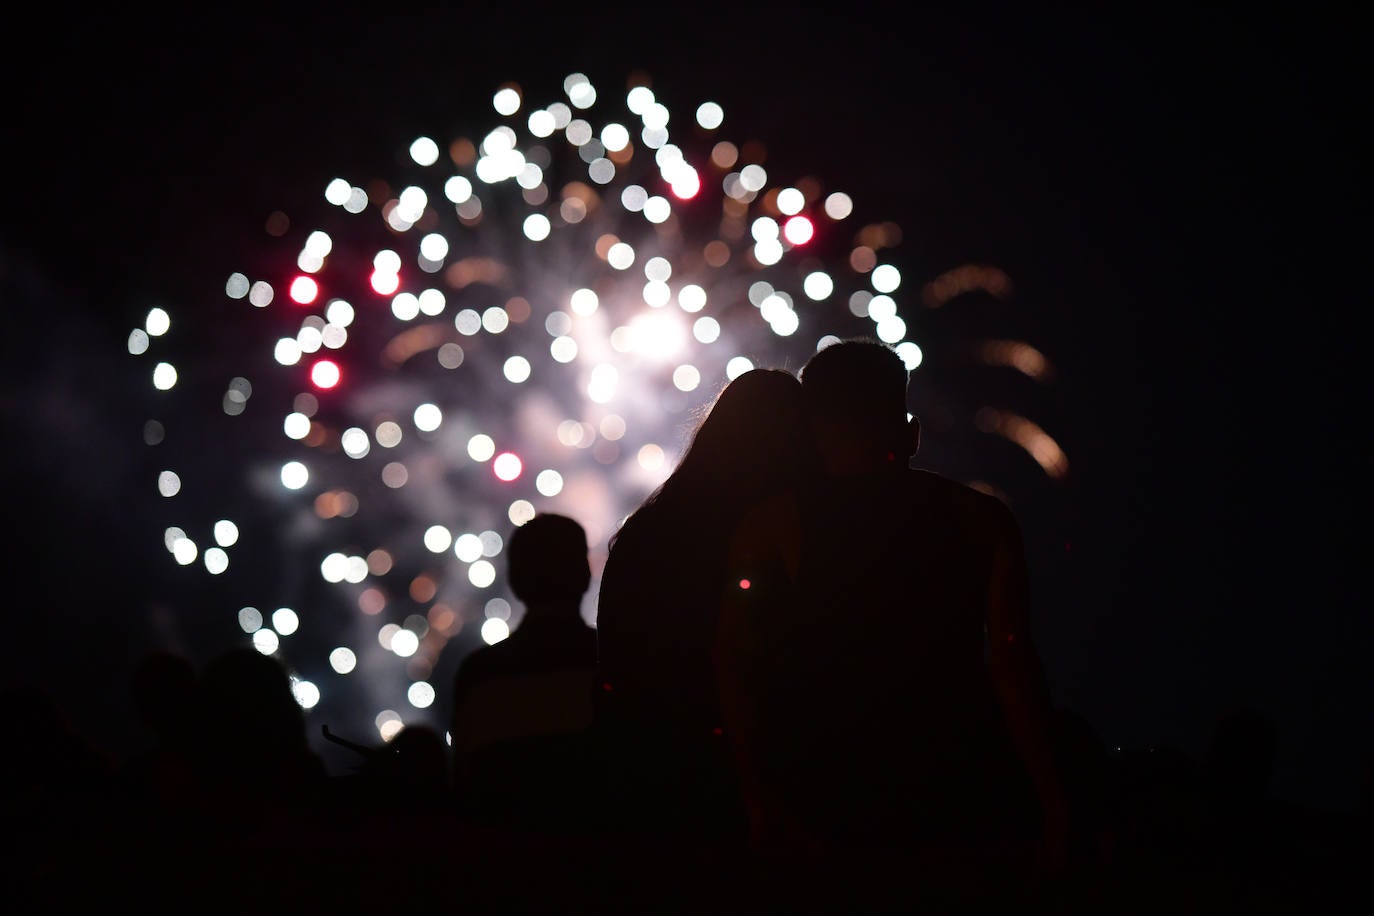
left=452, top=641, right=515, bottom=690
left=907, top=469, right=1021, bottom=547
left=455, top=621, right=596, bottom=691
left=599, top=508, right=664, bottom=581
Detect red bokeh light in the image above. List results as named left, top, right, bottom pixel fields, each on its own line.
left=289, top=276, right=319, bottom=304
left=311, top=359, right=341, bottom=389
left=670, top=170, right=701, bottom=200
left=492, top=452, right=523, bottom=481
left=783, top=215, right=814, bottom=245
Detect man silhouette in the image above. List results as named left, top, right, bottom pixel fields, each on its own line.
left=715, top=338, right=1067, bottom=871
left=449, top=513, right=599, bottom=829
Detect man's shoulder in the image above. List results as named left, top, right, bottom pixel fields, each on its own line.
left=455, top=625, right=596, bottom=692
left=455, top=632, right=537, bottom=680
left=907, top=468, right=995, bottom=502
left=906, top=469, right=1019, bottom=534
left=454, top=641, right=510, bottom=683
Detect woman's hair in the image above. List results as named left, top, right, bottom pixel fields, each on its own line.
left=624, top=368, right=805, bottom=529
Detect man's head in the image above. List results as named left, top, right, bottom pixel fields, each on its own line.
left=799, top=338, right=919, bottom=472
left=506, top=513, right=591, bottom=608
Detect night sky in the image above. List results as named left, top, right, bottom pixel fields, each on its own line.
left=2, top=7, right=1363, bottom=810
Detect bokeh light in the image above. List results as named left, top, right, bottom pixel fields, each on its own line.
left=129, top=70, right=1064, bottom=748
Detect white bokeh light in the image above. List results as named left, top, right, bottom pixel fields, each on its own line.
left=281, top=461, right=309, bottom=490
left=468, top=434, right=495, bottom=462
left=131, top=68, right=1057, bottom=759
left=481, top=618, right=510, bottom=645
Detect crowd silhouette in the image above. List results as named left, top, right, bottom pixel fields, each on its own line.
left=6, top=338, right=1367, bottom=913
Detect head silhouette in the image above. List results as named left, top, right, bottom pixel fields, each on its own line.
left=507, top=513, right=591, bottom=609
left=194, top=647, right=325, bottom=809
left=800, top=337, right=919, bottom=472
left=198, top=647, right=309, bottom=759
left=649, top=367, right=805, bottom=510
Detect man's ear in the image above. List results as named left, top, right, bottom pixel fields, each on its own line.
left=904, top=415, right=921, bottom=459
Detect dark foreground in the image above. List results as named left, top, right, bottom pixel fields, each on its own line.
left=11, top=785, right=1367, bottom=914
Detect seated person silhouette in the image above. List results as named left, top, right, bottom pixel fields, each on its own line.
left=449, top=512, right=599, bottom=831
left=716, top=338, right=1067, bottom=869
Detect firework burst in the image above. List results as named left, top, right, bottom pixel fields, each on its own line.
left=128, top=70, right=1062, bottom=745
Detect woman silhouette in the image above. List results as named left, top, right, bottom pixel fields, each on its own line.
left=594, top=367, right=808, bottom=840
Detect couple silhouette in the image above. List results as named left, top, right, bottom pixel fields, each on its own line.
left=596, top=336, right=1066, bottom=867
left=450, top=336, right=1065, bottom=886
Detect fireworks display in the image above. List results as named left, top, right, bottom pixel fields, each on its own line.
left=127, top=71, right=1065, bottom=746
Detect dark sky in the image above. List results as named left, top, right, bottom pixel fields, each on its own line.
left=2, top=7, right=1363, bottom=809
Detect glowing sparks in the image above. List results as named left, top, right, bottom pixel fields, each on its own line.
left=922, top=263, right=1013, bottom=307
left=978, top=340, right=1054, bottom=382
left=976, top=408, right=1070, bottom=479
